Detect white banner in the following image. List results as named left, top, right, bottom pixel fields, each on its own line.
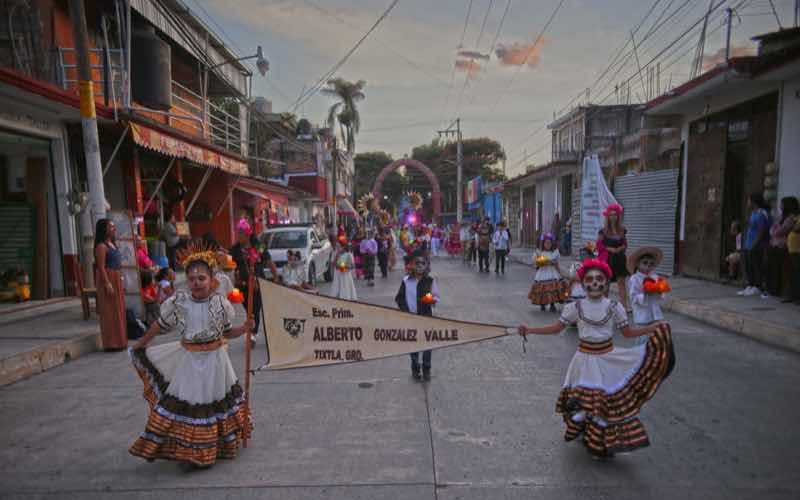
left=259, top=279, right=511, bottom=370
left=579, top=155, right=618, bottom=244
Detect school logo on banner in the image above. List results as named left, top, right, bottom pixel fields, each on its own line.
left=260, top=279, right=512, bottom=370
left=283, top=318, right=307, bottom=338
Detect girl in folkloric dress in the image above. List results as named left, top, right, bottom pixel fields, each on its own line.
left=529, top=233, right=569, bottom=312
left=518, top=258, right=674, bottom=458
left=331, top=240, right=358, bottom=301
left=129, top=243, right=254, bottom=468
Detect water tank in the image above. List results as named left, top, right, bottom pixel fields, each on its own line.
left=132, top=25, right=172, bottom=110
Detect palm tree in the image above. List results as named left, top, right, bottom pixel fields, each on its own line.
left=322, top=78, right=366, bottom=153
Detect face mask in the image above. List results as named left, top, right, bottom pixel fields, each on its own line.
left=638, top=257, right=656, bottom=275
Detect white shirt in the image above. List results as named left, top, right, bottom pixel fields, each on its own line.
left=214, top=272, right=234, bottom=297
left=281, top=263, right=305, bottom=287
left=403, top=275, right=441, bottom=314
left=493, top=229, right=510, bottom=250
left=559, top=297, right=629, bottom=342
left=628, top=271, right=665, bottom=325
left=460, top=227, right=470, bottom=240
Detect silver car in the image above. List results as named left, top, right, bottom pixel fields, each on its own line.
left=261, top=225, right=334, bottom=286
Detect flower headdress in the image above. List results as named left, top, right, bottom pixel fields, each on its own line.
left=576, top=258, right=612, bottom=281
left=603, top=203, right=624, bottom=217
left=177, top=239, right=218, bottom=270
left=236, top=218, right=253, bottom=236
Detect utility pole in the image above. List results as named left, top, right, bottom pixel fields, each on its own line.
left=69, top=0, right=107, bottom=223
left=438, top=118, right=463, bottom=224
left=725, top=8, right=733, bottom=63
left=331, top=136, right=338, bottom=226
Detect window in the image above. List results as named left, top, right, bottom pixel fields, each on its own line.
left=266, top=230, right=308, bottom=249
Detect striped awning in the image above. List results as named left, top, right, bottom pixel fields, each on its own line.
left=130, top=123, right=247, bottom=175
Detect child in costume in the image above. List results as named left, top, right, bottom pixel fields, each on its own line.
left=140, top=271, right=159, bottom=325
left=331, top=240, right=358, bottom=301
left=518, top=258, right=674, bottom=458
left=281, top=250, right=317, bottom=292
left=567, top=242, right=598, bottom=302
left=627, top=247, right=668, bottom=346
left=155, top=267, right=175, bottom=304
left=129, top=242, right=254, bottom=468
left=529, top=233, right=568, bottom=312
left=396, top=250, right=441, bottom=381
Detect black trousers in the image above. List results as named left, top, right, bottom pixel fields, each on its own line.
left=766, top=246, right=786, bottom=296
left=495, top=249, right=508, bottom=273
left=743, top=247, right=766, bottom=289
left=363, top=254, right=375, bottom=280
left=377, top=252, right=388, bottom=277
left=478, top=250, right=490, bottom=271
left=790, top=253, right=800, bottom=301
left=410, top=350, right=431, bottom=371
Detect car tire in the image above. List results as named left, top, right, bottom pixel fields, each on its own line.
left=308, top=264, right=317, bottom=287
left=323, top=261, right=333, bottom=282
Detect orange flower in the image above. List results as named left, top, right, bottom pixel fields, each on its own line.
left=421, top=292, right=436, bottom=304
left=227, top=288, right=244, bottom=304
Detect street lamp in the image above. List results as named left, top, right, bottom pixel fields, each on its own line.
left=208, top=45, right=270, bottom=76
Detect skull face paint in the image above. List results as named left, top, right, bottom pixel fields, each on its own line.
left=582, top=269, right=608, bottom=299
left=637, top=255, right=657, bottom=275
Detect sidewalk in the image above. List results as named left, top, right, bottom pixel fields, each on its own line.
left=508, top=245, right=800, bottom=353
left=0, top=273, right=189, bottom=386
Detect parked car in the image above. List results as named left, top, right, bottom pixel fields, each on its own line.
left=261, top=225, right=333, bottom=286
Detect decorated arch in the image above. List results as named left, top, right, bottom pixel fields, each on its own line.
left=372, top=159, right=442, bottom=222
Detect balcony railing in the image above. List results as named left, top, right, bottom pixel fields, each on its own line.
left=56, top=47, right=243, bottom=156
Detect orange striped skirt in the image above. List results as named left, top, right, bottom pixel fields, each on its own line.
left=556, top=324, right=675, bottom=457
left=128, top=347, right=252, bottom=466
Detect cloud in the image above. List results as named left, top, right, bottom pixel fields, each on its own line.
left=457, top=49, right=490, bottom=61
left=494, top=39, right=549, bottom=68
left=701, top=44, right=756, bottom=72
left=454, top=59, right=482, bottom=80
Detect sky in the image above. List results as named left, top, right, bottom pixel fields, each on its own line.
left=192, top=0, right=797, bottom=177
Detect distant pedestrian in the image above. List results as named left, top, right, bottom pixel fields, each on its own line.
left=551, top=212, right=562, bottom=248
left=493, top=221, right=511, bottom=274
left=788, top=201, right=800, bottom=304
left=738, top=193, right=771, bottom=297
left=396, top=250, right=440, bottom=381
left=360, top=228, right=378, bottom=286
left=161, top=212, right=181, bottom=270
left=331, top=240, right=358, bottom=301
left=529, top=233, right=568, bottom=312
left=597, top=203, right=630, bottom=311
left=476, top=222, right=492, bottom=272
left=767, top=197, right=798, bottom=299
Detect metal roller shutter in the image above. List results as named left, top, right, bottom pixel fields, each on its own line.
left=613, top=169, right=679, bottom=275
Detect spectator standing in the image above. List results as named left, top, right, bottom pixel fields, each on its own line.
left=94, top=218, right=127, bottom=350
left=396, top=250, right=440, bottom=381
left=360, top=228, right=378, bottom=286
left=161, top=213, right=181, bottom=270
left=493, top=221, right=511, bottom=274
left=788, top=202, right=800, bottom=304
left=767, top=197, right=799, bottom=299
left=376, top=227, right=390, bottom=278
left=476, top=221, right=492, bottom=273
left=738, top=193, right=771, bottom=297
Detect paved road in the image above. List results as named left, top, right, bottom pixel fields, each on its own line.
left=1, top=257, right=798, bottom=499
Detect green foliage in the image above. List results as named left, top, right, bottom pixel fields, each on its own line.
left=353, top=151, right=407, bottom=212
left=322, top=78, right=366, bottom=153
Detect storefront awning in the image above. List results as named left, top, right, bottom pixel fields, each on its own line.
left=337, top=196, right=361, bottom=221
left=130, top=123, right=247, bottom=175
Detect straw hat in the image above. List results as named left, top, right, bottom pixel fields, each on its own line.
left=626, top=246, right=663, bottom=275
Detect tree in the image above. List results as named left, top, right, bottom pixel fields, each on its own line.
left=322, top=78, right=366, bottom=153
left=353, top=151, right=407, bottom=214
left=407, top=137, right=506, bottom=212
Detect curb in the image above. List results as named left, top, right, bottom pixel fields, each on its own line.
left=662, top=298, right=800, bottom=354
left=0, top=331, right=102, bottom=386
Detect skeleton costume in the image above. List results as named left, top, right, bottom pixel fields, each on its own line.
left=556, top=259, right=674, bottom=457
left=129, top=287, right=252, bottom=466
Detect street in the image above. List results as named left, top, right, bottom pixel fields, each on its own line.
left=1, top=256, right=799, bottom=500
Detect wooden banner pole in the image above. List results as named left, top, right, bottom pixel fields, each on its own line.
left=243, top=260, right=256, bottom=448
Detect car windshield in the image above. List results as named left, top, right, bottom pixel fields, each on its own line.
left=266, top=230, right=307, bottom=249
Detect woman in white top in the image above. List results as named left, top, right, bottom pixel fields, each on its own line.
left=518, top=258, right=674, bottom=458
left=129, top=247, right=254, bottom=468
left=330, top=241, right=358, bottom=301
left=528, top=233, right=568, bottom=312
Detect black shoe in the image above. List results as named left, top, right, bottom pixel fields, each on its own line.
left=412, top=368, right=422, bottom=381
left=422, top=369, right=431, bottom=381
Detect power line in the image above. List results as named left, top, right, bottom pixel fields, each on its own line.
left=453, top=0, right=497, bottom=119
left=290, top=0, right=401, bottom=112
left=440, top=0, right=475, bottom=125
left=298, top=0, right=449, bottom=88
